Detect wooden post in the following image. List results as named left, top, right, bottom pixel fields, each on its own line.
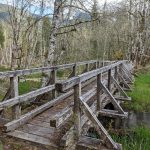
left=95, top=62, right=97, bottom=69
left=97, top=73, right=102, bottom=110
left=73, top=82, right=81, bottom=140
left=51, top=69, right=56, bottom=99
left=118, top=63, right=123, bottom=85
left=85, top=63, right=89, bottom=72
left=108, top=69, right=111, bottom=91
left=68, top=64, right=77, bottom=78
left=114, top=66, right=118, bottom=80
left=10, top=76, right=21, bottom=119
left=73, top=64, right=77, bottom=76
left=97, top=61, right=100, bottom=68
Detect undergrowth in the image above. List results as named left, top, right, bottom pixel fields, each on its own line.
left=112, top=126, right=150, bottom=150
left=125, top=73, right=150, bottom=112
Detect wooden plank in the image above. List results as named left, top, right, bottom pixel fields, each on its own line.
left=121, top=68, right=132, bottom=83
left=0, top=85, right=55, bottom=109
left=100, top=81, right=125, bottom=114
left=76, top=136, right=104, bottom=150
left=73, top=82, right=81, bottom=139
left=69, top=64, right=77, bottom=78
left=50, top=107, right=73, bottom=128
left=122, top=88, right=132, bottom=92
left=21, top=123, right=54, bottom=138
left=97, top=74, right=101, bottom=110
left=85, top=63, right=89, bottom=72
left=29, top=119, right=51, bottom=128
left=56, top=77, right=79, bottom=92
left=122, top=64, right=132, bottom=78
left=79, top=61, right=127, bottom=83
left=118, top=73, right=131, bottom=89
left=60, top=126, right=74, bottom=147
left=10, top=76, right=21, bottom=119
left=80, top=99, right=120, bottom=150
left=114, top=96, right=131, bottom=101
left=107, top=69, right=111, bottom=91
left=80, top=88, right=96, bottom=103
left=7, top=130, right=57, bottom=147
left=56, top=61, right=127, bottom=92
left=60, top=101, right=98, bottom=148
left=51, top=69, right=57, bottom=99
left=3, top=90, right=73, bottom=132
left=0, top=60, right=103, bottom=79
left=111, top=76, right=128, bottom=98
left=98, top=109, right=128, bottom=118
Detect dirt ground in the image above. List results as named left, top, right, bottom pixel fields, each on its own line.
left=0, top=135, right=52, bottom=150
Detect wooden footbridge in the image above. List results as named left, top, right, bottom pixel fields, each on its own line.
left=0, top=60, right=133, bottom=150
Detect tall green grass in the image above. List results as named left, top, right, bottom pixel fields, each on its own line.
left=112, top=126, right=150, bottom=150
left=19, top=81, right=41, bottom=95
left=0, top=142, right=3, bottom=150
left=125, top=74, right=150, bottom=112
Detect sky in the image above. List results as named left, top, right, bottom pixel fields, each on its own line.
left=0, top=0, right=123, bottom=15
left=0, top=0, right=123, bottom=5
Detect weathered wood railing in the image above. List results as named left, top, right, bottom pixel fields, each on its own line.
left=0, top=60, right=133, bottom=150
left=0, top=60, right=112, bottom=124
left=55, top=60, right=132, bottom=150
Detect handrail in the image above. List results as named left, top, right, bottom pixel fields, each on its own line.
left=0, top=85, right=55, bottom=109
left=0, top=59, right=106, bottom=78
left=56, top=60, right=127, bottom=92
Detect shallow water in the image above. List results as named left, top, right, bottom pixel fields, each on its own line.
left=125, top=111, right=150, bottom=128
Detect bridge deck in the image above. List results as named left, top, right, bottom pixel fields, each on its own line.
left=7, top=80, right=98, bottom=149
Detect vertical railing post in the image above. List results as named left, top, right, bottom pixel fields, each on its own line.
left=51, top=69, right=57, bottom=99
left=118, top=63, right=123, bottom=84
left=95, top=61, right=97, bottom=69
left=85, top=63, right=89, bottom=72
left=73, top=64, right=77, bottom=76
left=97, top=60, right=100, bottom=69
left=97, top=73, right=102, bottom=110
left=73, top=82, right=81, bottom=140
left=114, top=66, right=118, bottom=80
left=108, top=69, right=112, bottom=91
left=10, top=76, right=21, bottom=119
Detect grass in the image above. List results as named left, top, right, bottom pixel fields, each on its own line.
left=112, top=126, right=150, bottom=150
left=19, top=80, right=41, bottom=95
left=0, top=66, right=10, bottom=72
left=0, top=142, right=3, bottom=150
left=24, top=73, right=42, bottom=79
left=125, top=73, right=150, bottom=112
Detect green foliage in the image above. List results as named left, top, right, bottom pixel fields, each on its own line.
left=125, top=74, right=150, bottom=112
left=0, top=66, right=10, bottom=71
left=112, top=126, right=150, bottom=150
left=24, top=73, right=42, bottom=79
left=0, top=142, right=3, bottom=150
left=19, top=81, right=41, bottom=95
left=57, top=70, right=64, bottom=78
left=0, top=23, right=5, bottom=48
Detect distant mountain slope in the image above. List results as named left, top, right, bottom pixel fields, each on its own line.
left=0, top=3, right=9, bottom=12
left=0, top=3, right=9, bottom=21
